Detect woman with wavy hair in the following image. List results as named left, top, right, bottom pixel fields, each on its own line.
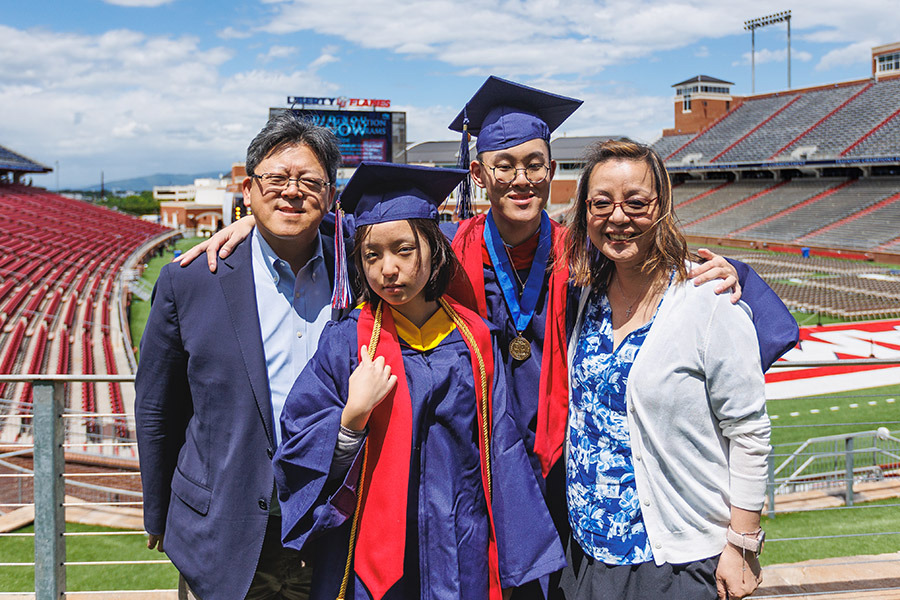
left=560, top=139, right=771, bottom=600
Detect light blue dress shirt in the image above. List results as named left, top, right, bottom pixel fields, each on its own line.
left=251, top=228, right=332, bottom=446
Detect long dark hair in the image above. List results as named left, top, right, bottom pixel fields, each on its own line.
left=352, top=218, right=461, bottom=304
left=564, top=138, right=690, bottom=288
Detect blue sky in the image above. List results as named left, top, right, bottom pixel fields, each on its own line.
left=3, top=0, right=898, bottom=188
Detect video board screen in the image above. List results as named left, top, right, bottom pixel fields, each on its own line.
left=290, top=109, right=393, bottom=166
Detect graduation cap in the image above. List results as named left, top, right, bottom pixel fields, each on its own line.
left=448, top=76, right=583, bottom=218
left=330, top=162, right=468, bottom=308
left=340, top=162, right=467, bottom=226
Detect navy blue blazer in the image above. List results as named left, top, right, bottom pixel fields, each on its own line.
left=135, top=232, right=343, bottom=600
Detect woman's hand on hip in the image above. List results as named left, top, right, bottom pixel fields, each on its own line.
left=716, top=542, right=762, bottom=599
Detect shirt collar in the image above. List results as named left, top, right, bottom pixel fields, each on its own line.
left=252, top=227, right=324, bottom=284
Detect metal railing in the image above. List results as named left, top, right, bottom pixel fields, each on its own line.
left=2, top=365, right=900, bottom=599
left=769, top=428, right=900, bottom=502
left=0, top=375, right=165, bottom=600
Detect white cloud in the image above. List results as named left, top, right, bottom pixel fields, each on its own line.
left=255, top=0, right=900, bottom=78
left=399, top=80, right=672, bottom=151
left=816, top=41, right=878, bottom=71
left=733, top=48, right=813, bottom=67
left=0, top=24, right=337, bottom=187
left=102, top=0, right=174, bottom=6
left=258, top=45, right=298, bottom=63
left=309, top=46, right=340, bottom=71
left=217, top=26, right=252, bottom=40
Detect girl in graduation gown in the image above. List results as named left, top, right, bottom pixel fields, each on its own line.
left=272, top=163, right=566, bottom=600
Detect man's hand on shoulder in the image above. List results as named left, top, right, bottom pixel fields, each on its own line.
left=174, top=215, right=256, bottom=273
left=689, top=248, right=742, bottom=304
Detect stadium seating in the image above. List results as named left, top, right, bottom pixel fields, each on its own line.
left=667, top=95, right=794, bottom=163
left=654, top=133, right=694, bottom=160
left=717, top=84, right=866, bottom=163
left=654, top=77, right=900, bottom=166
left=674, top=180, right=770, bottom=224
left=684, top=179, right=837, bottom=236
left=0, top=183, right=168, bottom=441
left=778, top=78, right=900, bottom=159
left=724, top=251, right=900, bottom=320
left=737, top=178, right=900, bottom=241
left=842, top=108, right=900, bottom=158
left=798, top=180, right=900, bottom=249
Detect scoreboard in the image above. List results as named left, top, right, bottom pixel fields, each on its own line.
left=269, top=106, right=406, bottom=167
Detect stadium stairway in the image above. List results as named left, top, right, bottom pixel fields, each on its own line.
left=841, top=106, right=900, bottom=156
left=683, top=180, right=788, bottom=231
left=709, top=95, right=802, bottom=163
left=729, top=179, right=855, bottom=239
left=770, top=83, right=873, bottom=160
left=797, top=190, right=900, bottom=247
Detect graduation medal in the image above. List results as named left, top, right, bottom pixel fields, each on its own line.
left=484, top=210, right=552, bottom=364
left=509, top=335, right=531, bottom=361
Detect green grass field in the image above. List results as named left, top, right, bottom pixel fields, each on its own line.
left=768, top=383, right=900, bottom=449
left=762, top=498, right=900, bottom=565
left=129, top=236, right=204, bottom=359
left=0, top=523, right=178, bottom=592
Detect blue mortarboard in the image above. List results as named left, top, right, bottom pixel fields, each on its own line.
left=330, top=162, right=467, bottom=309
left=339, top=162, right=468, bottom=227
left=447, top=76, right=582, bottom=219
left=449, top=76, right=583, bottom=154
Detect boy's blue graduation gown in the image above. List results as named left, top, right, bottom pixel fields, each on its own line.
left=272, top=308, right=566, bottom=599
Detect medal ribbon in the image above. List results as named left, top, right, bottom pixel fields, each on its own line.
left=483, top=210, right=552, bottom=334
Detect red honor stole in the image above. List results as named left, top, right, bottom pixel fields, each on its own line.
left=451, top=214, right=570, bottom=478
left=354, top=299, right=502, bottom=600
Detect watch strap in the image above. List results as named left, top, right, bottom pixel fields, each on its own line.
left=726, top=526, right=764, bottom=554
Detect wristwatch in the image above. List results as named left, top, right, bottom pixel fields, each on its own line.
left=726, top=526, right=765, bottom=556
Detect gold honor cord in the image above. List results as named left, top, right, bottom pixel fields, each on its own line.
left=337, top=301, right=382, bottom=600
left=337, top=298, right=492, bottom=599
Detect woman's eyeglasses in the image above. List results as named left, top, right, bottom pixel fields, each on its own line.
left=586, top=196, right=657, bottom=218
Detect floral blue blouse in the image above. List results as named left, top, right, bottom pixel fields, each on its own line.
left=567, top=286, right=662, bottom=565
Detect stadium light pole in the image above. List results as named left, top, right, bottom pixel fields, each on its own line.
left=744, top=10, right=792, bottom=94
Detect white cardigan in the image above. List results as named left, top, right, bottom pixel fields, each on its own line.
left=567, top=269, right=771, bottom=566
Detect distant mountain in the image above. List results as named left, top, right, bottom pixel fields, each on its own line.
left=81, top=171, right=225, bottom=192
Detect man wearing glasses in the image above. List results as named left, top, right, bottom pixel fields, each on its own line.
left=136, top=112, right=342, bottom=600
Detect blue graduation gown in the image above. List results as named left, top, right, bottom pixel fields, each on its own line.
left=272, top=310, right=566, bottom=600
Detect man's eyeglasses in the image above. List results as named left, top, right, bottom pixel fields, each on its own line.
left=586, top=196, right=657, bottom=218
left=483, top=163, right=550, bottom=185
left=251, top=173, right=331, bottom=195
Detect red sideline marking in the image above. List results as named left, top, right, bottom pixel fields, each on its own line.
left=686, top=181, right=787, bottom=228
left=711, top=95, right=802, bottom=163
left=840, top=106, right=900, bottom=156
left=675, top=181, right=732, bottom=209
left=730, top=179, right=856, bottom=236
left=769, top=83, right=872, bottom=159
left=766, top=319, right=900, bottom=384
left=766, top=363, right=893, bottom=383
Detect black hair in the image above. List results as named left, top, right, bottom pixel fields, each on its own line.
left=352, top=218, right=461, bottom=304
left=245, top=111, right=342, bottom=185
